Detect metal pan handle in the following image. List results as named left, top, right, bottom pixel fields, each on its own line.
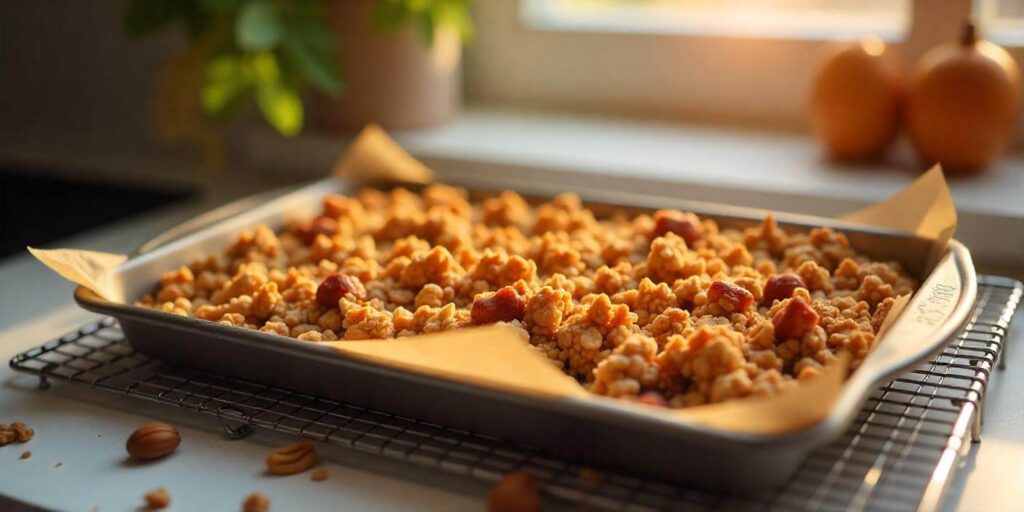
left=842, top=242, right=977, bottom=404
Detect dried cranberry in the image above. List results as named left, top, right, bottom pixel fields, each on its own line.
left=652, top=210, right=702, bottom=245
left=773, top=298, right=820, bottom=340
left=471, top=287, right=527, bottom=324
left=635, top=391, right=668, bottom=408
left=707, top=280, right=754, bottom=313
left=316, top=273, right=365, bottom=308
left=762, top=273, right=806, bottom=305
left=297, top=216, right=338, bottom=244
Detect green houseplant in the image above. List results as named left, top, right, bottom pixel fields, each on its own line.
left=124, top=0, right=472, bottom=142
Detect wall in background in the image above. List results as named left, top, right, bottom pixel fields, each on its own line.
left=0, top=1, right=198, bottom=187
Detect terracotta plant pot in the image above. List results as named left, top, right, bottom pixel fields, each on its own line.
left=317, top=0, right=462, bottom=132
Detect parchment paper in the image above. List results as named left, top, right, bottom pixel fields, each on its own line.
left=27, top=247, right=126, bottom=303
left=28, top=126, right=958, bottom=435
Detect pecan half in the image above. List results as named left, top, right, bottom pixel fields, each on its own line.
left=126, top=423, right=180, bottom=461
left=265, top=440, right=317, bottom=475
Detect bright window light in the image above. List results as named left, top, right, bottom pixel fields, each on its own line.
left=522, top=0, right=912, bottom=41
left=979, top=0, right=1024, bottom=44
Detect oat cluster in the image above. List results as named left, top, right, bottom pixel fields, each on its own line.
left=0, top=421, right=34, bottom=446
left=139, top=185, right=915, bottom=408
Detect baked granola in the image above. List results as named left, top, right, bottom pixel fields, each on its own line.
left=139, top=185, right=915, bottom=408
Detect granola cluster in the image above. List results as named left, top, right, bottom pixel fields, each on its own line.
left=139, top=185, right=915, bottom=408
left=0, top=421, right=34, bottom=446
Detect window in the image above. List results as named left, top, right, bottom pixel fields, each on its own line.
left=465, top=0, right=1022, bottom=129
left=523, top=0, right=911, bottom=41
left=980, top=0, right=1024, bottom=43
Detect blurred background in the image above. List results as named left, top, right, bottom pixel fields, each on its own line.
left=1, top=0, right=1023, bottom=276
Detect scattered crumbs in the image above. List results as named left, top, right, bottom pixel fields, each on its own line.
left=243, top=492, right=270, bottom=512
left=311, top=468, right=328, bottom=481
left=54, top=461, right=63, bottom=469
left=20, top=451, right=31, bottom=460
left=144, top=487, right=172, bottom=510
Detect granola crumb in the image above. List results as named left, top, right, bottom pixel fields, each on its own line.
left=20, top=450, right=31, bottom=460
left=243, top=492, right=270, bottom=512
left=488, top=471, right=540, bottom=512
left=144, top=487, right=172, bottom=509
left=54, top=461, right=62, bottom=468
left=311, top=468, right=328, bottom=481
left=0, top=421, right=34, bottom=446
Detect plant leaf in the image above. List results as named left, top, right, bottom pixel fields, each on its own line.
left=201, top=55, right=251, bottom=118
left=282, top=37, right=344, bottom=94
left=371, top=0, right=475, bottom=46
left=256, top=81, right=303, bottom=136
left=288, top=16, right=334, bottom=52
left=416, top=13, right=435, bottom=46
left=236, top=1, right=283, bottom=51
left=247, top=51, right=281, bottom=82
left=437, top=1, right=475, bottom=42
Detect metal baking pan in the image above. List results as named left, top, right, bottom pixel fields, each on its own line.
left=73, top=173, right=977, bottom=492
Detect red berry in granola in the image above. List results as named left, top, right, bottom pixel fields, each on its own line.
left=762, top=273, right=806, bottom=305
left=316, top=273, right=365, bottom=308
left=635, top=391, right=669, bottom=408
left=707, top=280, right=754, bottom=313
left=298, top=216, right=338, bottom=244
left=652, top=210, right=703, bottom=245
left=471, top=286, right=527, bottom=324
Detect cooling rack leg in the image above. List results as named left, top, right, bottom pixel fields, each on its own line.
left=217, top=405, right=255, bottom=440
left=971, top=402, right=982, bottom=443
left=998, top=339, right=1007, bottom=370
left=37, top=376, right=50, bottom=390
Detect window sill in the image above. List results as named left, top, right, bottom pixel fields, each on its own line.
left=240, top=106, right=1024, bottom=274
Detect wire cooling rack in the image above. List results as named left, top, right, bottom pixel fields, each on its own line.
left=9, top=276, right=1022, bottom=511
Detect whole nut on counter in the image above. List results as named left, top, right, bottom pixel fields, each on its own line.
left=265, top=441, right=317, bottom=475
left=488, top=471, right=540, bottom=512
left=126, top=423, right=181, bottom=461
